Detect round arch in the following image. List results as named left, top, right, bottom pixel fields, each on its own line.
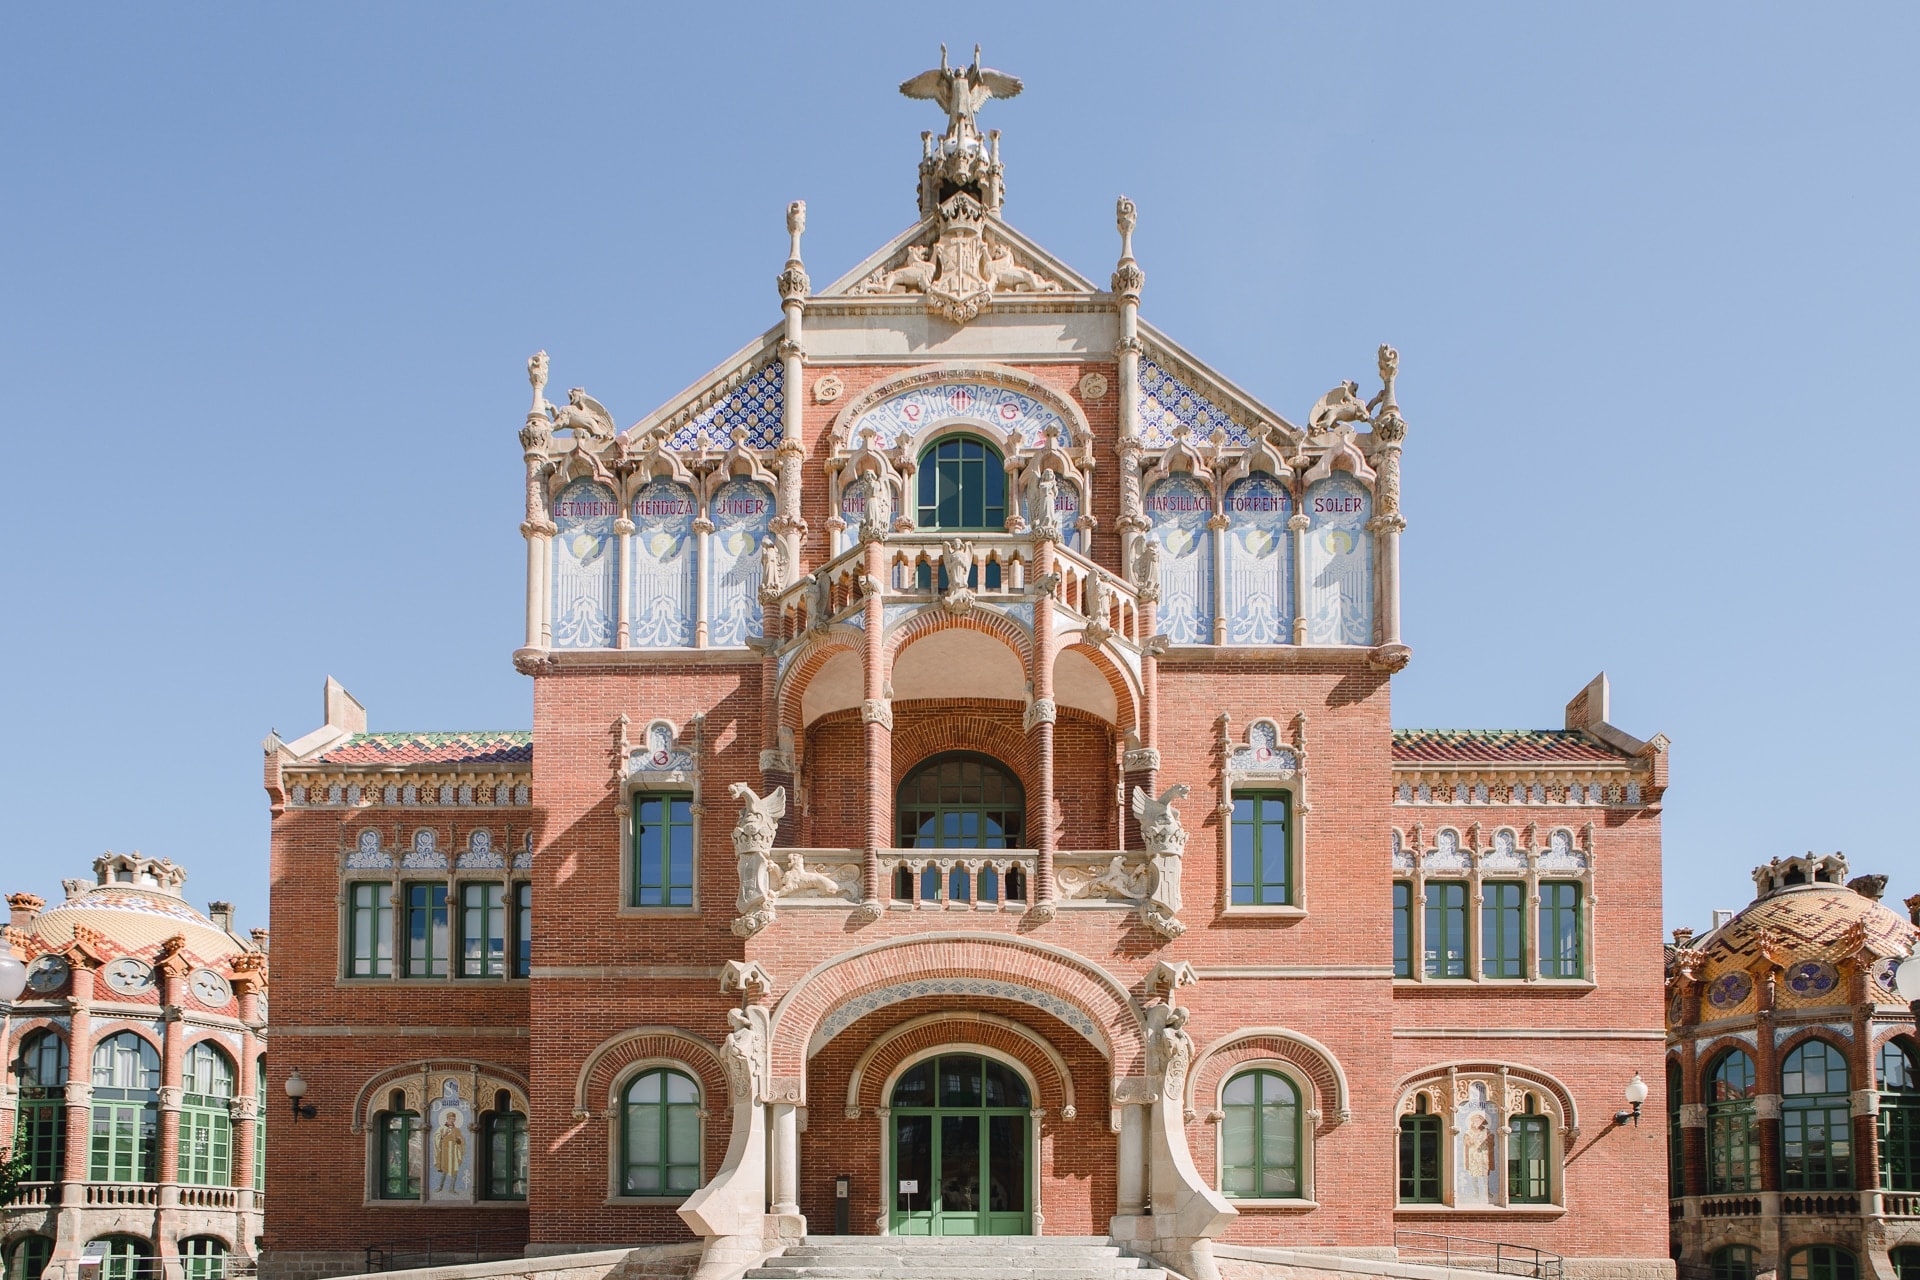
left=845, top=1012, right=1078, bottom=1121
left=776, top=630, right=864, bottom=732
left=350, top=1060, right=530, bottom=1134
left=769, top=933, right=1146, bottom=1093
left=886, top=606, right=1033, bottom=668
left=573, top=1026, right=727, bottom=1119
left=1188, top=1027, right=1352, bottom=1128
left=827, top=363, right=1094, bottom=455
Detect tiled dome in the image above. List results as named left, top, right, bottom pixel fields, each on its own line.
left=29, top=853, right=253, bottom=962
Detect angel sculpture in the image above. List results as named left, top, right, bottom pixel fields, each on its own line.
left=1133, top=539, right=1162, bottom=590
left=940, top=539, right=975, bottom=591
left=1307, top=380, right=1371, bottom=435
left=758, top=537, right=788, bottom=595
left=1027, top=468, right=1062, bottom=540
left=1082, top=571, right=1112, bottom=635
left=547, top=387, right=617, bottom=441
left=899, top=44, right=1023, bottom=145
left=859, top=475, right=892, bottom=541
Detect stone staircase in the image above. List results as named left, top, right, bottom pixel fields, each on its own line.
left=745, top=1236, right=1171, bottom=1280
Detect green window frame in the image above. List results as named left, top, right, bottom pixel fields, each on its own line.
left=1219, top=1069, right=1300, bottom=1199
left=1707, top=1049, right=1760, bottom=1193
left=91, top=1238, right=152, bottom=1280
left=1424, top=881, right=1468, bottom=978
left=1890, top=1246, right=1920, bottom=1280
left=1710, top=1246, right=1756, bottom=1280
left=460, top=882, right=506, bottom=977
left=1786, top=1246, right=1858, bottom=1280
left=17, top=1031, right=68, bottom=1184
left=512, top=881, right=532, bottom=977
left=896, top=754, right=1024, bottom=852
left=1398, top=1100, right=1443, bottom=1203
left=89, top=1033, right=159, bottom=1184
left=347, top=882, right=392, bottom=977
left=482, top=1092, right=528, bottom=1200
left=181, top=1238, right=226, bottom=1280
left=916, top=435, right=1006, bottom=531
left=1482, top=880, right=1526, bottom=978
left=621, top=1068, right=702, bottom=1198
left=1229, top=793, right=1292, bottom=905
left=404, top=883, right=449, bottom=977
left=1783, top=1039, right=1852, bottom=1191
left=1508, top=1099, right=1551, bottom=1203
left=633, top=794, right=694, bottom=907
left=377, top=1096, right=421, bottom=1200
left=1392, top=882, right=1413, bottom=977
left=1879, top=1040, right=1918, bottom=1192
left=5, top=1236, right=53, bottom=1280
left=1538, top=881, right=1582, bottom=978
left=179, top=1043, right=234, bottom=1187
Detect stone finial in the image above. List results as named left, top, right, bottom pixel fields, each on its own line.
left=1671, top=926, right=1696, bottom=948
left=250, top=927, right=271, bottom=953
left=208, top=901, right=236, bottom=933
left=1112, top=197, right=1144, bottom=300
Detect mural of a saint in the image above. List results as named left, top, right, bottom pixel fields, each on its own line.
left=433, top=1109, right=467, bottom=1193
left=1462, top=1112, right=1493, bottom=1202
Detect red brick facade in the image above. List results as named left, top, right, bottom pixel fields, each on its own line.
left=260, top=119, right=1675, bottom=1280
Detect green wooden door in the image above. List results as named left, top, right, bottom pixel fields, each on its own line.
left=889, top=1055, right=1030, bottom=1236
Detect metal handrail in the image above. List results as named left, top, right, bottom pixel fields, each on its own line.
left=362, top=1229, right=525, bottom=1274
left=1395, top=1229, right=1565, bottom=1280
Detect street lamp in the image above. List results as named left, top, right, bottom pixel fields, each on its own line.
left=1896, top=951, right=1920, bottom=1006
left=1615, top=1072, right=1649, bottom=1127
left=285, top=1068, right=318, bottom=1121
left=0, top=951, right=27, bottom=1097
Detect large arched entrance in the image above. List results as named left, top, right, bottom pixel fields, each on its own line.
left=888, top=1052, right=1032, bottom=1236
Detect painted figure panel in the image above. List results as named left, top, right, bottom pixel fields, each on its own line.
left=551, top=480, right=619, bottom=649
left=1454, top=1081, right=1501, bottom=1206
left=1223, top=474, right=1292, bottom=644
left=1146, top=475, right=1213, bottom=645
left=708, top=479, right=774, bottom=646
left=629, top=479, right=698, bottom=648
left=1304, top=474, right=1372, bottom=647
left=426, top=1078, right=474, bottom=1203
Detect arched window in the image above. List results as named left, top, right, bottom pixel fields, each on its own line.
left=180, top=1238, right=227, bottom=1280
left=16, top=1030, right=68, bottom=1184
left=1219, top=1069, right=1300, bottom=1200
left=1667, top=1059, right=1685, bottom=1193
left=481, top=1089, right=528, bottom=1201
left=621, top=1068, right=701, bottom=1198
left=180, top=1043, right=235, bottom=1187
left=1889, top=1246, right=1920, bottom=1280
left=917, top=436, right=1006, bottom=531
left=896, top=754, right=1024, bottom=852
left=1508, top=1095, right=1551, bottom=1204
left=3, top=1236, right=53, bottom=1280
left=1880, top=1038, right=1918, bottom=1193
left=88, top=1237, right=153, bottom=1280
left=1705, top=1049, right=1759, bottom=1193
left=1710, top=1246, right=1757, bottom=1280
left=254, top=1058, right=266, bottom=1193
left=1398, top=1094, right=1442, bottom=1204
left=1786, top=1246, right=1857, bottom=1280
left=90, top=1032, right=160, bottom=1183
left=375, top=1089, right=421, bottom=1200
left=1782, top=1039, right=1852, bottom=1190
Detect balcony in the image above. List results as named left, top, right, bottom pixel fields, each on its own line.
left=178, top=1185, right=240, bottom=1210
left=85, top=1183, right=158, bottom=1207
left=766, top=849, right=1157, bottom=915
left=4, top=1182, right=55, bottom=1208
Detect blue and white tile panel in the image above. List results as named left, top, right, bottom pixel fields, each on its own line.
left=1138, top=358, right=1254, bottom=448
left=667, top=360, right=783, bottom=452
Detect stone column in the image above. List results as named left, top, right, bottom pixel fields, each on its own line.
left=693, top=514, right=714, bottom=648
left=1115, top=1102, right=1148, bottom=1216
left=758, top=601, right=797, bottom=847
left=1368, top=347, right=1409, bottom=663
left=1029, top=538, right=1059, bottom=916
left=232, top=967, right=263, bottom=1225
left=859, top=535, right=891, bottom=916
left=615, top=516, right=634, bottom=648
left=157, top=946, right=190, bottom=1249
left=769, top=1102, right=800, bottom=1218
left=519, top=380, right=556, bottom=655
left=1288, top=512, right=1309, bottom=645
left=773, top=202, right=810, bottom=575
left=54, top=956, right=99, bottom=1276
left=1752, top=967, right=1783, bottom=1194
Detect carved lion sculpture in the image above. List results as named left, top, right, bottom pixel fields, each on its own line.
left=868, top=244, right=936, bottom=295
left=986, top=242, right=1059, bottom=293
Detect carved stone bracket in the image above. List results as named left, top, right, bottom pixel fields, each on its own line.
left=1123, top=747, right=1161, bottom=773
left=862, top=699, right=895, bottom=731
left=1023, top=699, right=1057, bottom=732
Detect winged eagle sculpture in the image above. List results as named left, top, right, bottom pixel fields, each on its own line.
left=899, top=44, right=1023, bottom=142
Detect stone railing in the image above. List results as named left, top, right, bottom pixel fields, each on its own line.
left=1884, top=1192, right=1920, bottom=1217
left=879, top=849, right=1037, bottom=909
left=1698, top=1196, right=1762, bottom=1218
left=1781, top=1193, right=1856, bottom=1215
left=775, top=534, right=1144, bottom=647
left=86, top=1182, right=159, bottom=1207
left=4, top=1181, right=56, bottom=1208
left=179, top=1185, right=240, bottom=1209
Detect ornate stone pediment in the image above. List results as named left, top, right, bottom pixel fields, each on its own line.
left=849, top=207, right=1067, bottom=323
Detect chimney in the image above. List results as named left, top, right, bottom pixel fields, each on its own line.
left=8, top=892, right=44, bottom=931
left=208, top=902, right=235, bottom=934
left=1846, top=874, right=1887, bottom=902
left=1711, top=909, right=1735, bottom=930
left=1671, top=927, right=1695, bottom=948
left=251, top=927, right=271, bottom=954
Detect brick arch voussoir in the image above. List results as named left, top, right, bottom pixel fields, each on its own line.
left=777, top=633, right=863, bottom=733
left=853, top=1015, right=1072, bottom=1116
left=1775, top=1026, right=1854, bottom=1076
left=351, top=1059, right=531, bottom=1134
left=1056, top=640, right=1139, bottom=733
left=575, top=1027, right=727, bottom=1119
left=890, top=703, right=1034, bottom=791
left=1189, top=1031, right=1348, bottom=1132
left=771, top=935, right=1144, bottom=1091
left=887, top=607, right=1032, bottom=669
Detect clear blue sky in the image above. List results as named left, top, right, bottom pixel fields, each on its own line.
left=3, top=5, right=1914, bottom=938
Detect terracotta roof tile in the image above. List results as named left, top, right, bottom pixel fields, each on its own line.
left=316, top=732, right=532, bottom=766
left=1391, top=729, right=1628, bottom=765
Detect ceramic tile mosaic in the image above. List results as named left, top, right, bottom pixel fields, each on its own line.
left=1138, top=358, right=1253, bottom=448
left=850, top=382, right=1067, bottom=449
left=667, top=360, right=783, bottom=452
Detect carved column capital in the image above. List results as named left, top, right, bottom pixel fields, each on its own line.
left=1123, top=747, right=1161, bottom=773
left=861, top=699, right=894, bottom=731
left=1023, top=699, right=1057, bottom=732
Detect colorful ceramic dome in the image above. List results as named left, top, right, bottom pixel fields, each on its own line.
left=28, top=852, right=255, bottom=962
